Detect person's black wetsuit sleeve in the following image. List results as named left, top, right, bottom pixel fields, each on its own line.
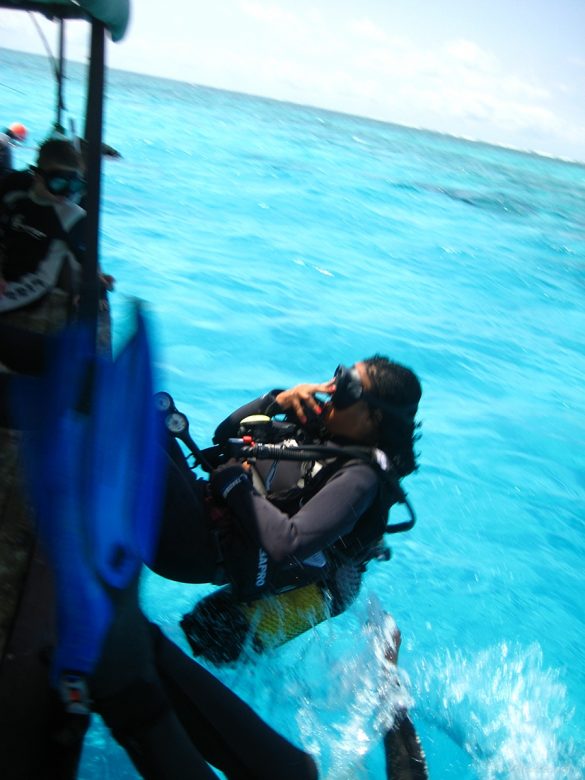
left=212, top=391, right=285, bottom=443
left=211, top=460, right=379, bottom=562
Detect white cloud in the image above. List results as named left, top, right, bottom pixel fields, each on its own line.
left=445, top=39, right=497, bottom=71
left=348, top=17, right=389, bottom=44
left=331, top=28, right=559, bottom=142
left=239, top=1, right=299, bottom=28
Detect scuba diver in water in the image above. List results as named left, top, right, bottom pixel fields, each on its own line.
left=154, top=356, right=426, bottom=778
left=151, top=356, right=422, bottom=661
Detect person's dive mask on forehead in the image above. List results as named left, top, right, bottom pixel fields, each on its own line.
left=332, top=364, right=418, bottom=421
left=35, top=167, right=85, bottom=198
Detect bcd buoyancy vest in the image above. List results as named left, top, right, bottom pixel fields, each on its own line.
left=239, top=451, right=398, bottom=598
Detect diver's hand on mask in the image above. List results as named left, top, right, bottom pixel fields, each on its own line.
left=275, top=381, right=335, bottom=424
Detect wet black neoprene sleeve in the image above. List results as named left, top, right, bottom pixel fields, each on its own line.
left=210, top=459, right=379, bottom=563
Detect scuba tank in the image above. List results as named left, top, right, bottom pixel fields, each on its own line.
left=180, top=556, right=365, bottom=665
left=181, top=583, right=331, bottom=664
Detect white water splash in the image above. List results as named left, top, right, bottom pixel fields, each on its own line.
left=283, top=596, right=414, bottom=778
left=415, top=641, right=584, bottom=780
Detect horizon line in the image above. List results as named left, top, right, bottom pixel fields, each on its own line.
left=2, top=44, right=584, bottom=168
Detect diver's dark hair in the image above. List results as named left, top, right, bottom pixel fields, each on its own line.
left=37, top=139, right=81, bottom=170
left=363, top=354, right=422, bottom=477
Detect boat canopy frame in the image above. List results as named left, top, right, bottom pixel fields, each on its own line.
left=0, top=0, right=129, bottom=41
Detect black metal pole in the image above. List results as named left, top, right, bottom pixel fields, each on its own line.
left=79, top=20, right=105, bottom=331
left=55, top=19, right=65, bottom=132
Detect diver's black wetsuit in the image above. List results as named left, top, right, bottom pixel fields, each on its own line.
left=152, top=391, right=396, bottom=597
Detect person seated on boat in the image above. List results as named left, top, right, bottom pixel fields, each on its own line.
left=0, top=138, right=114, bottom=325
left=0, top=122, right=28, bottom=181
left=151, top=357, right=421, bottom=653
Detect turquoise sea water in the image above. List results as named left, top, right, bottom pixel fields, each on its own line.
left=2, top=46, right=585, bottom=779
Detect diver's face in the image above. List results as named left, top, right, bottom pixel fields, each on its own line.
left=323, top=362, right=378, bottom=443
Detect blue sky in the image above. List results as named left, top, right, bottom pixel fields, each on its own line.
left=2, top=0, right=585, bottom=161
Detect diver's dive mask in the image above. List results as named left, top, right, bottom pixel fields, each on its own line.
left=36, top=167, right=86, bottom=198
left=331, top=364, right=365, bottom=409
left=332, top=363, right=418, bottom=422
